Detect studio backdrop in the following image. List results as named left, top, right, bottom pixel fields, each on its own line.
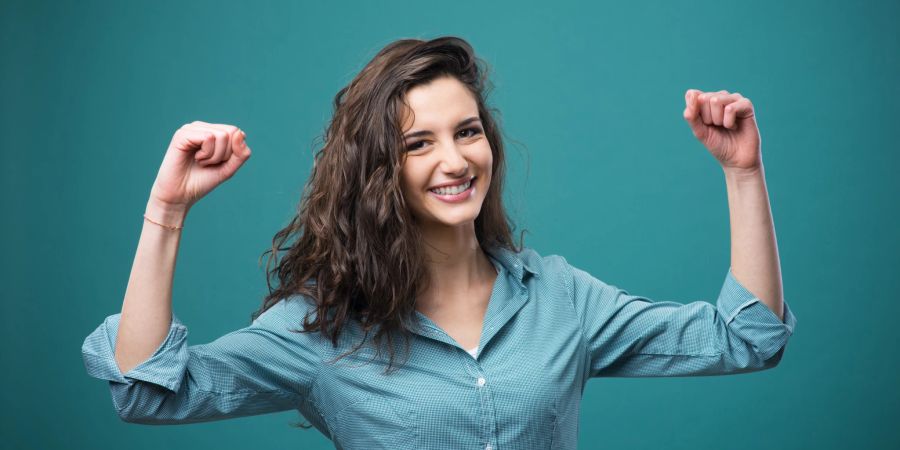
left=2, top=0, right=898, bottom=449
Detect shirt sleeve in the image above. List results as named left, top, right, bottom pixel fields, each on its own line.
left=565, top=262, right=797, bottom=378
left=81, top=297, right=322, bottom=424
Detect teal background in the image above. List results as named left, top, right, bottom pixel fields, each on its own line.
left=2, top=0, right=897, bottom=448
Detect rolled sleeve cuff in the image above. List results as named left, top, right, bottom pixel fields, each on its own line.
left=716, top=267, right=798, bottom=360
left=81, top=312, right=189, bottom=393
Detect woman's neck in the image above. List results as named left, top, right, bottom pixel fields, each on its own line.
left=418, top=223, right=496, bottom=307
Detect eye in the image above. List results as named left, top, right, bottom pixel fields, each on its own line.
left=405, top=127, right=483, bottom=152
left=406, top=141, right=426, bottom=151
left=458, top=127, right=483, bottom=139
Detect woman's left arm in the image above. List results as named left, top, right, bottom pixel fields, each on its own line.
left=683, top=89, right=784, bottom=322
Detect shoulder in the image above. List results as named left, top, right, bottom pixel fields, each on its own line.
left=514, top=247, right=614, bottom=296
left=253, top=294, right=320, bottom=329
left=515, top=246, right=574, bottom=278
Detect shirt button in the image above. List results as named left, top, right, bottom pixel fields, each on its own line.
left=477, top=377, right=486, bottom=387
left=486, top=445, right=493, bottom=450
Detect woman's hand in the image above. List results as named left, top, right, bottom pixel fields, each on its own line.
left=683, top=89, right=761, bottom=172
left=149, top=121, right=252, bottom=211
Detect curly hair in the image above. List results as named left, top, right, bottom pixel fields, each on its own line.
left=254, top=36, right=526, bottom=381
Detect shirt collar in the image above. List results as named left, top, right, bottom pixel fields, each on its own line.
left=485, top=245, right=540, bottom=282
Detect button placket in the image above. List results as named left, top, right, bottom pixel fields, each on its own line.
left=468, top=360, right=496, bottom=448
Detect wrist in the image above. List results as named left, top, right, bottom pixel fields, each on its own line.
left=722, top=164, right=765, bottom=183
left=145, top=199, right=189, bottom=229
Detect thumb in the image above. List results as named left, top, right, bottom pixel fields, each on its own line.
left=683, top=89, right=707, bottom=139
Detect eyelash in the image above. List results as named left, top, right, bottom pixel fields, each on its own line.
left=406, top=127, right=483, bottom=151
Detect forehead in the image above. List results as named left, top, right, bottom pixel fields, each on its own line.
left=401, top=76, right=478, bottom=131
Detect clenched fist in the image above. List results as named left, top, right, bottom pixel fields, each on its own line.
left=149, top=121, right=252, bottom=211
left=683, top=89, right=761, bottom=172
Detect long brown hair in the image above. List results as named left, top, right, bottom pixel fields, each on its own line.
left=255, top=36, right=526, bottom=378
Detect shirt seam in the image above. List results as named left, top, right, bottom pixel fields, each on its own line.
left=255, top=303, right=324, bottom=405
left=562, top=257, right=592, bottom=387
left=280, top=307, right=325, bottom=401
left=184, top=353, right=306, bottom=396
left=630, top=351, right=723, bottom=357
left=289, top=310, right=326, bottom=420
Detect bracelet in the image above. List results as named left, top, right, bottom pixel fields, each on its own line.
left=144, top=214, right=184, bottom=230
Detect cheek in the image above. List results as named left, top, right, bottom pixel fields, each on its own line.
left=399, top=165, right=424, bottom=198
left=480, top=145, right=493, bottom=178
left=479, top=139, right=493, bottom=162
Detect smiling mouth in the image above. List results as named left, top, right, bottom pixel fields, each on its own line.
left=428, top=176, right=475, bottom=195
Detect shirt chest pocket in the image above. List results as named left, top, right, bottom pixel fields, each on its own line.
left=326, top=394, right=419, bottom=450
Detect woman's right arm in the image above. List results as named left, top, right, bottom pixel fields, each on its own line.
left=115, top=121, right=249, bottom=375
left=81, top=122, right=321, bottom=424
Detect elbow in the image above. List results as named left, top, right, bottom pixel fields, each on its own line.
left=759, top=344, right=788, bottom=370
left=115, top=403, right=155, bottom=424
left=719, top=333, right=792, bottom=374
left=110, top=383, right=171, bottom=425
left=117, top=409, right=150, bottom=424
left=753, top=329, right=793, bottom=371
left=115, top=402, right=179, bottom=425
left=722, top=313, right=795, bottom=373
left=732, top=342, right=789, bottom=374
left=114, top=397, right=158, bottom=424
left=111, top=382, right=206, bottom=425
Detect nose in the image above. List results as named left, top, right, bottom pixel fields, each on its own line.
left=438, top=141, right=469, bottom=176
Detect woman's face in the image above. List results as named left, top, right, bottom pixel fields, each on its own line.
left=399, top=76, right=493, bottom=233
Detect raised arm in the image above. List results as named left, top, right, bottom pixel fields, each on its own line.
left=115, top=121, right=251, bottom=374
left=566, top=89, right=797, bottom=380
left=80, top=122, right=329, bottom=424
left=684, top=89, right=785, bottom=321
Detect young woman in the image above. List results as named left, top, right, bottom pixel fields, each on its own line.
left=82, top=36, right=796, bottom=449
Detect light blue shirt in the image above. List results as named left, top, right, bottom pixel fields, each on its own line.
left=82, top=245, right=797, bottom=449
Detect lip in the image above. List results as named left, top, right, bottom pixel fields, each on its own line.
left=427, top=177, right=476, bottom=203
left=428, top=175, right=476, bottom=190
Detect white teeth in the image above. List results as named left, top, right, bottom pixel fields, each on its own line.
left=430, top=179, right=472, bottom=196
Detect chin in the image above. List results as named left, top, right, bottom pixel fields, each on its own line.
left=435, top=216, right=478, bottom=228
left=430, top=210, right=480, bottom=226
left=419, top=203, right=483, bottom=228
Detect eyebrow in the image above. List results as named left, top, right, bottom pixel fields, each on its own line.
left=403, top=116, right=482, bottom=139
